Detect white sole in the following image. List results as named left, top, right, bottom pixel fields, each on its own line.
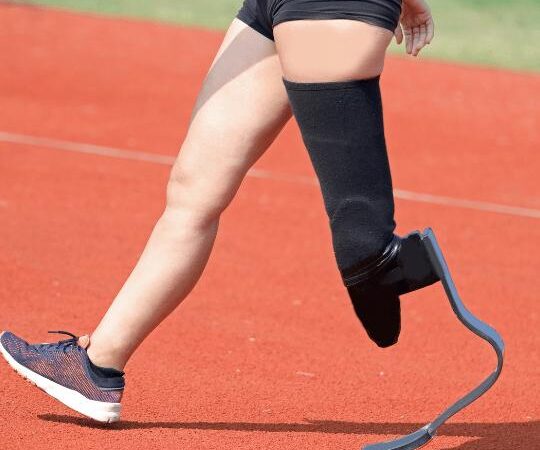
left=0, top=337, right=121, bottom=423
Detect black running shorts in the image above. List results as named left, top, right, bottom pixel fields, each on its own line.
left=236, top=0, right=402, bottom=41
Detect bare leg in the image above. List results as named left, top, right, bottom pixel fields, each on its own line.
left=88, top=20, right=291, bottom=370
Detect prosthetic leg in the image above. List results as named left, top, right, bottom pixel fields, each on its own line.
left=362, top=228, right=505, bottom=450
left=283, top=78, right=504, bottom=448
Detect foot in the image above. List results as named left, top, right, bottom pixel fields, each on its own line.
left=0, top=330, right=124, bottom=423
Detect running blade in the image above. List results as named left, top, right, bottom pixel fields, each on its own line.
left=364, top=426, right=433, bottom=450
left=362, top=228, right=504, bottom=450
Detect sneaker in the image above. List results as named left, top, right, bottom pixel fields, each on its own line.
left=0, top=330, right=124, bottom=423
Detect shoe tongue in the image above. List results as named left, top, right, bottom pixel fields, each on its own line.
left=77, top=335, right=90, bottom=349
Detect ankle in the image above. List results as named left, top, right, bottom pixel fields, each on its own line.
left=86, top=340, right=126, bottom=372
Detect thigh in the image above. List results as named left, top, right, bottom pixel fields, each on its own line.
left=169, top=18, right=291, bottom=214
left=274, top=11, right=396, bottom=82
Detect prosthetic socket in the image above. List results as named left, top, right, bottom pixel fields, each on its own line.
left=284, top=76, right=439, bottom=346
left=283, top=78, right=439, bottom=283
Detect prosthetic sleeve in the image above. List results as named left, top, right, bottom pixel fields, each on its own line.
left=284, top=77, right=439, bottom=348
left=283, top=76, right=396, bottom=284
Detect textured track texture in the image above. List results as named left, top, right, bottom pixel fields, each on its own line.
left=0, top=4, right=539, bottom=450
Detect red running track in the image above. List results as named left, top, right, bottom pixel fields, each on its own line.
left=0, top=4, right=539, bottom=450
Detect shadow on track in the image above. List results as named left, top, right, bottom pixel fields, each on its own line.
left=39, top=415, right=538, bottom=449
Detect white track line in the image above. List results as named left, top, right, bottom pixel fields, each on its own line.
left=1, top=130, right=539, bottom=220
left=0, top=131, right=176, bottom=165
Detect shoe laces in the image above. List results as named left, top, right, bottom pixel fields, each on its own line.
left=36, top=331, right=81, bottom=353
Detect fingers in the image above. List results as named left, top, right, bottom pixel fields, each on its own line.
left=404, top=27, right=413, bottom=54
left=394, top=24, right=404, bottom=45
left=426, top=17, right=435, bottom=44
left=407, top=19, right=435, bottom=57
left=411, top=26, right=420, bottom=55
left=412, top=24, right=427, bottom=56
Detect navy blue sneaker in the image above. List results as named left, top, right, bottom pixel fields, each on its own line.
left=0, top=331, right=124, bottom=423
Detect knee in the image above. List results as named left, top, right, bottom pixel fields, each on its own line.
left=165, top=164, right=229, bottom=229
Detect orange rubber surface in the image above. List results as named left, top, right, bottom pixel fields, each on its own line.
left=0, top=4, right=539, bottom=450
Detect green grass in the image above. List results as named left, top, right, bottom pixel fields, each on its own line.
left=27, top=0, right=540, bottom=71
left=398, top=0, right=540, bottom=71
left=28, top=0, right=242, bottom=29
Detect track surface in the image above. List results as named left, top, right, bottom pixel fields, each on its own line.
left=0, top=4, right=539, bottom=450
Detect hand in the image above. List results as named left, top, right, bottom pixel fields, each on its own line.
left=394, top=0, right=435, bottom=57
